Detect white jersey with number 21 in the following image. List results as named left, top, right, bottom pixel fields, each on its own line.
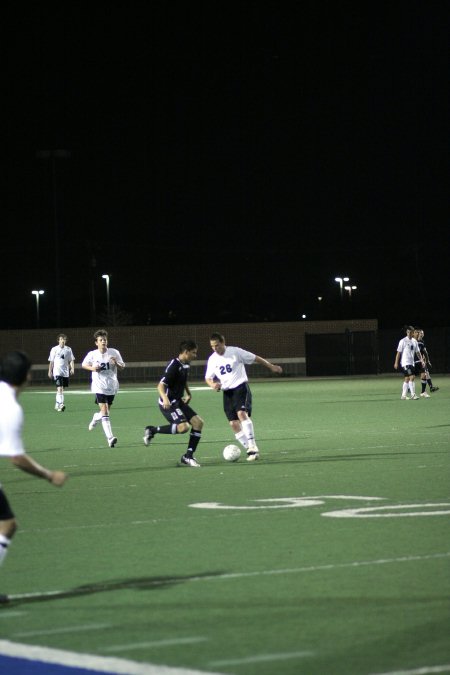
left=82, top=348, right=125, bottom=395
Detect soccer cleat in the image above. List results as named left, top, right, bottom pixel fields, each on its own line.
left=400, top=395, right=409, bottom=400
left=108, top=436, right=118, bottom=448
left=420, top=392, right=430, bottom=398
left=410, top=394, right=419, bottom=400
left=58, top=404, right=66, bottom=412
left=88, top=417, right=98, bottom=431
left=246, top=445, right=260, bottom=461
left=143, top=426, right=156, bottom=446
left=430, top=386, right=439, bottom=392
left=181, top=455, right=201, bottom=467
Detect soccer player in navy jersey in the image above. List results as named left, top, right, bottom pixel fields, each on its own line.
left=143, top=340, right=203, bottom=468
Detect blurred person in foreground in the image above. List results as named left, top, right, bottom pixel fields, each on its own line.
left=0, top=351, right=67, bottom=602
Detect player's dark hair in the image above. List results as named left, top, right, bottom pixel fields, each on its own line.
left=179, top=340, right=197, bottom=353
left=0, top=350, right=32, bottom=386
left=57, top=333, right=67, bottom=340
left=210, top=332, right=225, bottom=343
left=403, top=325, right=414, bottom=332
left=94, top=329, right=108, bottom=340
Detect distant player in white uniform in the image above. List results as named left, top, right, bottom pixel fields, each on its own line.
left=205, top=333, right=282, bottom=461
left=394, top=325, right=423, bottom=400
left=82, top=329, right=125, bottom=448
left=0, top=350, right=67, bottom=602
left=48, top=333, right=75, bottom=412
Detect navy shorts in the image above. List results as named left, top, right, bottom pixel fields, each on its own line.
left=222, top=382, right=252, bottom=421
left=0, top=489, right=15, bottom=520
left=414, top=362, right=425, bottom=376
left=54, top=376, right=69, bottom=388
left=159, top=400, right=197, bottom=425
left=95, top=394, right=115, bottom=406
left=401, top=365, right=415, bottom=377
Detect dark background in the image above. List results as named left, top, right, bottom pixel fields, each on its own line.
left=5, top=3, right=449, bottom=330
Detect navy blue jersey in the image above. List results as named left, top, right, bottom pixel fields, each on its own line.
left=415, top=339, right=425, bottom=362
left=159, top=358, right=190, bottom=403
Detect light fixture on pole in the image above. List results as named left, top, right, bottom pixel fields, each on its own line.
left=102, top=274, right=110, bottom=315
left=344, top=285, right=357, bottom=299
left=36, top=149, right=71, bottom=327
left=31, top=290, right=45, bottom=327
left=334, top=277, right=349, bottom=301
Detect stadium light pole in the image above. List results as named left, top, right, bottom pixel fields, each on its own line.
left=36, top=149, right=71, bottom=327
left=344, top=285, right=357, bottom=299
left=31, top=290, right=45, bottom=328
left=335, top=277, right=349, bottom=301
left=102, top=274, right=110, bottom=315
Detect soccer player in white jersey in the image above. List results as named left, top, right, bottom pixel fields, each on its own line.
left=82, top=329, right=125, bottom=448
left=48, top=333, right=75, bottom=412
left=0, top=351, right=67, bottom=602
left=205, top=333, right=282, bottom=461
left=394, top=325, right=423, bottom=400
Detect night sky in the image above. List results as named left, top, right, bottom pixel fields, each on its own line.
left=5, top=3, right=449, bottom=330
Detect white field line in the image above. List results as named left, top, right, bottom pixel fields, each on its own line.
left=31, top=387, right=211, bottom=395
left=324, top=503, right=450, bottom=518
left=0, top=640, right=225, bottom=675
left=209, top=650, right=314, bottom=666
left=13, top=622, right=111, bottom=638
left=370, top=665, right=450, bottom=675
left=104, top=637, right=208, bottom=652
left=7, top=552, right=450, bottom=602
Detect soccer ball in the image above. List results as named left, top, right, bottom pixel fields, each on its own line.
left=223, top=444, right=241, bottom=462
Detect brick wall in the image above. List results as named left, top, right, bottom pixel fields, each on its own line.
left=0, top=319, right=378, bottom=365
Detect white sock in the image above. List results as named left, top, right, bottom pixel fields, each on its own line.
left=235, top=431, right=249, bottom=449
left=0, top=534, right=11, bottom=566
left=402, top=383, right=409, bottom=396
left=241, top=419, right=256, bottom=447
left=101, top=416, right=113, bottom=439
left=409, top=381, right=416, bottom=396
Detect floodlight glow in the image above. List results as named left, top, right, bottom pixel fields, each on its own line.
left=102, top=274, right=111, bottom=314
left=31, top=290, right=45, bottom=327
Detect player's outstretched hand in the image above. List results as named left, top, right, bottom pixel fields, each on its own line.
left=50, top=471, right=68, bottom=486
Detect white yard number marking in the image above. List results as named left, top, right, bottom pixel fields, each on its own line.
left=189, top=496, right=450, bottom=518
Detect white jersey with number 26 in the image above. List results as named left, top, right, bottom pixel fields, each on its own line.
left=205, top=346, right=256, bottom=390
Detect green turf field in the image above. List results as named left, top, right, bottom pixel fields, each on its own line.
left=1, top=376, right=449, bottom=675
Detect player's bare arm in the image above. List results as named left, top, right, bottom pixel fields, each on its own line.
left=254, top=355, right=283, bottom=374
left=157, top=382, right=172, bottom=409
left=110, top=356, right=125, bottom=369
left=206, top=378, right=221, bottom=391
left=11, top=455, right=67, bottom=486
